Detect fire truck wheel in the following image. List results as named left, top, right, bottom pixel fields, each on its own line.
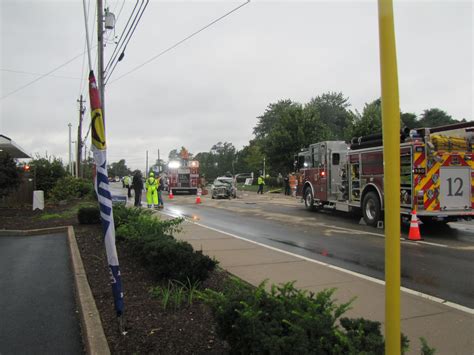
left=362, top=191, right=381, bottom=227
left=304, top=188, right=315, bottom=211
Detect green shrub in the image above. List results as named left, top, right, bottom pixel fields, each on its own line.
left=0, top=152, right=21, bottom=198
left=49, top=176, right=94, bottom=202
left=115, top=208, right=216, bottom=283
left=30, top=156, right=66, bottom=197
left=200, top=279, right=409, bottom=354
left=78, top=206, right=101, bottom=224
left=113, top=204, right=153, bottom=228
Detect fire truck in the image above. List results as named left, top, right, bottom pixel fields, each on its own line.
left=167, top=148, right=200, bottom=195
left=295, top=122, right=474, bottom=226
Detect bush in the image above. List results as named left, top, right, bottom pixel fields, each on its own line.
left=0, top=152, right=21, bottom=198
left=115, top=207, right=217, bottom=283
left=49, top=177, right=94, bottom=202
left=113, top=204, right=154, bottom=229
left=200, top=279, right=409, bottom=354
left=78, top=206, right=101, bottom=224
left=30, top=156, right=66, bottom=197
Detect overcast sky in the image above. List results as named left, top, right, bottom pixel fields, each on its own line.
left=1, top=0, right=472, bottom=171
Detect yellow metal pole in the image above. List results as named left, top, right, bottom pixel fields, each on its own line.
left=377, top=1, right=401, bottom=354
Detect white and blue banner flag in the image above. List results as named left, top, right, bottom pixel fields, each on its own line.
left=89, top=70, right=124, bottom=316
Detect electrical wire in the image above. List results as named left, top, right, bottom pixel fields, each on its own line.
left=109, top=0, right=250, bottom=85
left=1, top=69, right=80, bottom=80
left=104, top=0, right=149, bottom=83
left=104, top=0, right=140, bottom=74
left=0, top=51, right=89, bottom=101
left=79, top=0, right=92, bottom=96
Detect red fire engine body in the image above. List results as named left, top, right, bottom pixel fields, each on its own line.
left=167, top=159, right=200, bottom=195
left=295, top=123, right=474, bottom=226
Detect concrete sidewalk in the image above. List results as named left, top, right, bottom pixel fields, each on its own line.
left=170, top=216, right=473, bottom=355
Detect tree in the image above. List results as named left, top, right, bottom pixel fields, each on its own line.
left=168, top=149, right=180, bottom=160
left=351, top=99, right=382, bottom=138
left=305, top=92, right=355, bottom=140
left=351, top=100, right=422, bottom=137
left=0, top=152, right=21, bottom=198
left=400, top=112, right=418, bottom=129
left=30, top=155, right=67, bottom=197
left=418, top=108, right=458, bottom=128
left=108, top=159, right=131, bottom=177
left=195, top=142, right=237, bottom=180
left=238, top=141, right=264, bottom=175
left=255, top=101, right=307, bottom=174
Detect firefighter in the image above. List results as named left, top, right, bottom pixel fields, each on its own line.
left=145, top=172, right=158, bottom=208
left=257, top=174, right=265, bottom=194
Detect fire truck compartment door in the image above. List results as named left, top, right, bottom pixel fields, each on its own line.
left=439, top=167, right=471, bottom=210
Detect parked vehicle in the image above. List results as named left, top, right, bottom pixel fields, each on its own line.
left=211, top=176, right=237, bottom=199
left=295, top=122, right=474, bottom=226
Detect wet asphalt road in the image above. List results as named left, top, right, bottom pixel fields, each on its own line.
left=0, top=233, right=83, bottom=354
left=110, top=184, right=474, bottom=308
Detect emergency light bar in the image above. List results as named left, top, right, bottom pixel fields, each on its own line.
left=168, top=161, right=181, bottom=169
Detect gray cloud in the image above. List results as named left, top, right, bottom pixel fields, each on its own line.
left=1, top=0, right=472, bottom=171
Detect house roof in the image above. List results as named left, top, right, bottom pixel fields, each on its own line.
left=0, top=135, right=31, bottom=158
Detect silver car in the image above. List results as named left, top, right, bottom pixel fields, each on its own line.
left=211, top=177, right=237, bottom=199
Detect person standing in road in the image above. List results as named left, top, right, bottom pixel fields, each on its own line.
left=132, top=171, right=144, bottom=207
left=124, top=175, right=132, bottom=198
left=145, top=171, right=158, bottom=208
left=284, top=174, right=291, bottom=196
left=157, top=175, right=164, bottom=209
left=257, top=174, right=265, bottom=194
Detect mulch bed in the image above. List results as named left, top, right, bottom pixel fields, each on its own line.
left=1, top=203, right=230, bottom=354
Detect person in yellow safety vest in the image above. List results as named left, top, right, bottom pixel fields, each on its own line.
left=124, top=175, right=132, bottom=198
left=145, top=172, right=158, bottom=208
left=257, top=174, right=265, bottom=194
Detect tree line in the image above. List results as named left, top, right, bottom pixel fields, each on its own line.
left=190, top=92, right=466, bottom=180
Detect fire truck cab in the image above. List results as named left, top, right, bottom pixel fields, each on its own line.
left=296, top=123, right=474, bottom=226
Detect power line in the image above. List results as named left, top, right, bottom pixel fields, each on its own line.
left=79, top=0, right=92, bottom=96
left=104, top=0, right=149, bottom=84
left=105, top=0, right=150, bottom=83
left=1, top=68, right=80, bottom=80
left=0, top=51, right=87, bottom=101
left=105, top=0, right=140, bottom=74
left=109, top=0, right=251, bottom=84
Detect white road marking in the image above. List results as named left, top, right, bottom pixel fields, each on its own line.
left=158, top=209, right=473, bottom=315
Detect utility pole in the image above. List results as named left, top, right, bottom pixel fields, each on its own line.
left=97, top=0, right=105, bottom=120
left=145, top=150, right=149, bottom=175
left=68, top=123, right=72, bottom=175
left=77, top=95, right=85, bottom=178
left=157, top=149, right=160, bottom=172
left=263, top=156, right=266, bottom=177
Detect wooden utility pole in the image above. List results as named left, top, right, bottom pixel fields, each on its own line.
left=97, top=0, right=105, bottom=120
left=146, top=150, right=149, bottom=175
left=68, top=123, right=72, bottom=175
left=77, top=95, right=85, bottom=178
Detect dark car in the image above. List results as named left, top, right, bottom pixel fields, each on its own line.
left=211, top=177, right=236, bottom=199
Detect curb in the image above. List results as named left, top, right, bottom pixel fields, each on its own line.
left=0, top=227, right=110, bottom=354
left=67, top=226, right=111, bottom=355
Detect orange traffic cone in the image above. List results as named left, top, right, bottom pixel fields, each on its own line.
left=195, top=188, right=202, bottom=204
left=408, top=210, right=422, bottom=241
left=169, top=189, right=174, bottom=199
